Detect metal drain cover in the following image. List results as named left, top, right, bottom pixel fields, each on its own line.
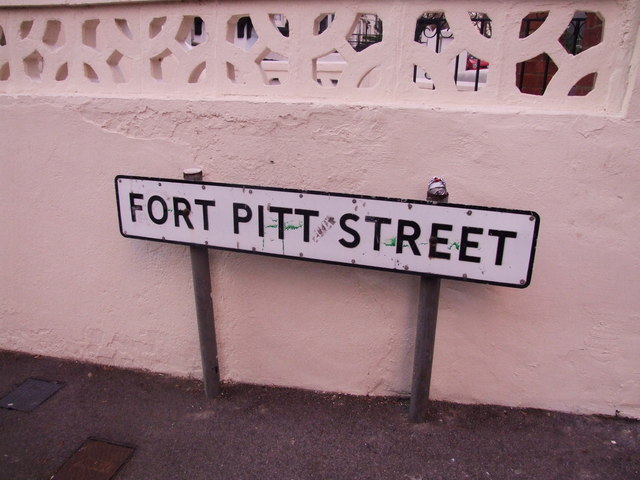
left=51, top=438, right=135, bottom=480
left=0, top=378, right=64, bottom=412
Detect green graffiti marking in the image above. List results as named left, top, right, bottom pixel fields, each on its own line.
left=266, top=219, right=303, bottom=231
left=384, top=237, right=419, bottom=249
left=448, top=242, right=460, bottom=251
left=263, top=219, right=304, bottom=254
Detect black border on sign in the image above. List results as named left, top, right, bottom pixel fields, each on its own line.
left=115, top=175, right=540, bottom=289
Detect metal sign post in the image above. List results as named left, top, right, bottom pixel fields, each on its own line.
left=409, top=177, right=448, bottom=423
left=183, top=168, right=221, bottom=398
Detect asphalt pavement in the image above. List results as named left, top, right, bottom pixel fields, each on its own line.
left=1, top=350, right=638, bottom=480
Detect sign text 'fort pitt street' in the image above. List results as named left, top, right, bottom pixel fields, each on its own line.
left=116, top=176, right=539, bottom=288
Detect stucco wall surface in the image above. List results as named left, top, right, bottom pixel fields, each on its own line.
left=1, top=89, right=639, bottom=418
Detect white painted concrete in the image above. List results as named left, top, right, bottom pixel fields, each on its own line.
left=1, top=0, right=639, bottom=419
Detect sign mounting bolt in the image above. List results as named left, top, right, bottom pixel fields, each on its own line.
left=427, top=176, right=448, bottom=202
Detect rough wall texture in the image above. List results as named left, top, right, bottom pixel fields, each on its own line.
left=1, top=0, right=640, bottom=419
left=2, top=93, right=640, bottom=418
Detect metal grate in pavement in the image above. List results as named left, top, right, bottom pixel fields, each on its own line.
left=51, top=438, right=135, bottom=480
left=0, top=377, right=64, bottom=412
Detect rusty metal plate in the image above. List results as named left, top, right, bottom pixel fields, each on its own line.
left=51, top=438, right=135, bottom=480
left=0, top=378, right=64, bottom=412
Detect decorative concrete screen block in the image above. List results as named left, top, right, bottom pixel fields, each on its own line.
left=0, top=0, right=636, bottom=112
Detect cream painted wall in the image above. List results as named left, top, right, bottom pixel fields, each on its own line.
left=2, top=93, right=640, bottom=418
left=1, top=0, right=640, bottom=418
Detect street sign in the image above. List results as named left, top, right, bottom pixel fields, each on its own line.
left=115, top=175, right=539, bottom=288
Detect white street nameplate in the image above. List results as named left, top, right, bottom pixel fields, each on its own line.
left=116, top=176, right=539, bottom=288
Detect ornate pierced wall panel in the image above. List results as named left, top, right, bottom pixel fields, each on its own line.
left=0, top=1, right=637, bottom=112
